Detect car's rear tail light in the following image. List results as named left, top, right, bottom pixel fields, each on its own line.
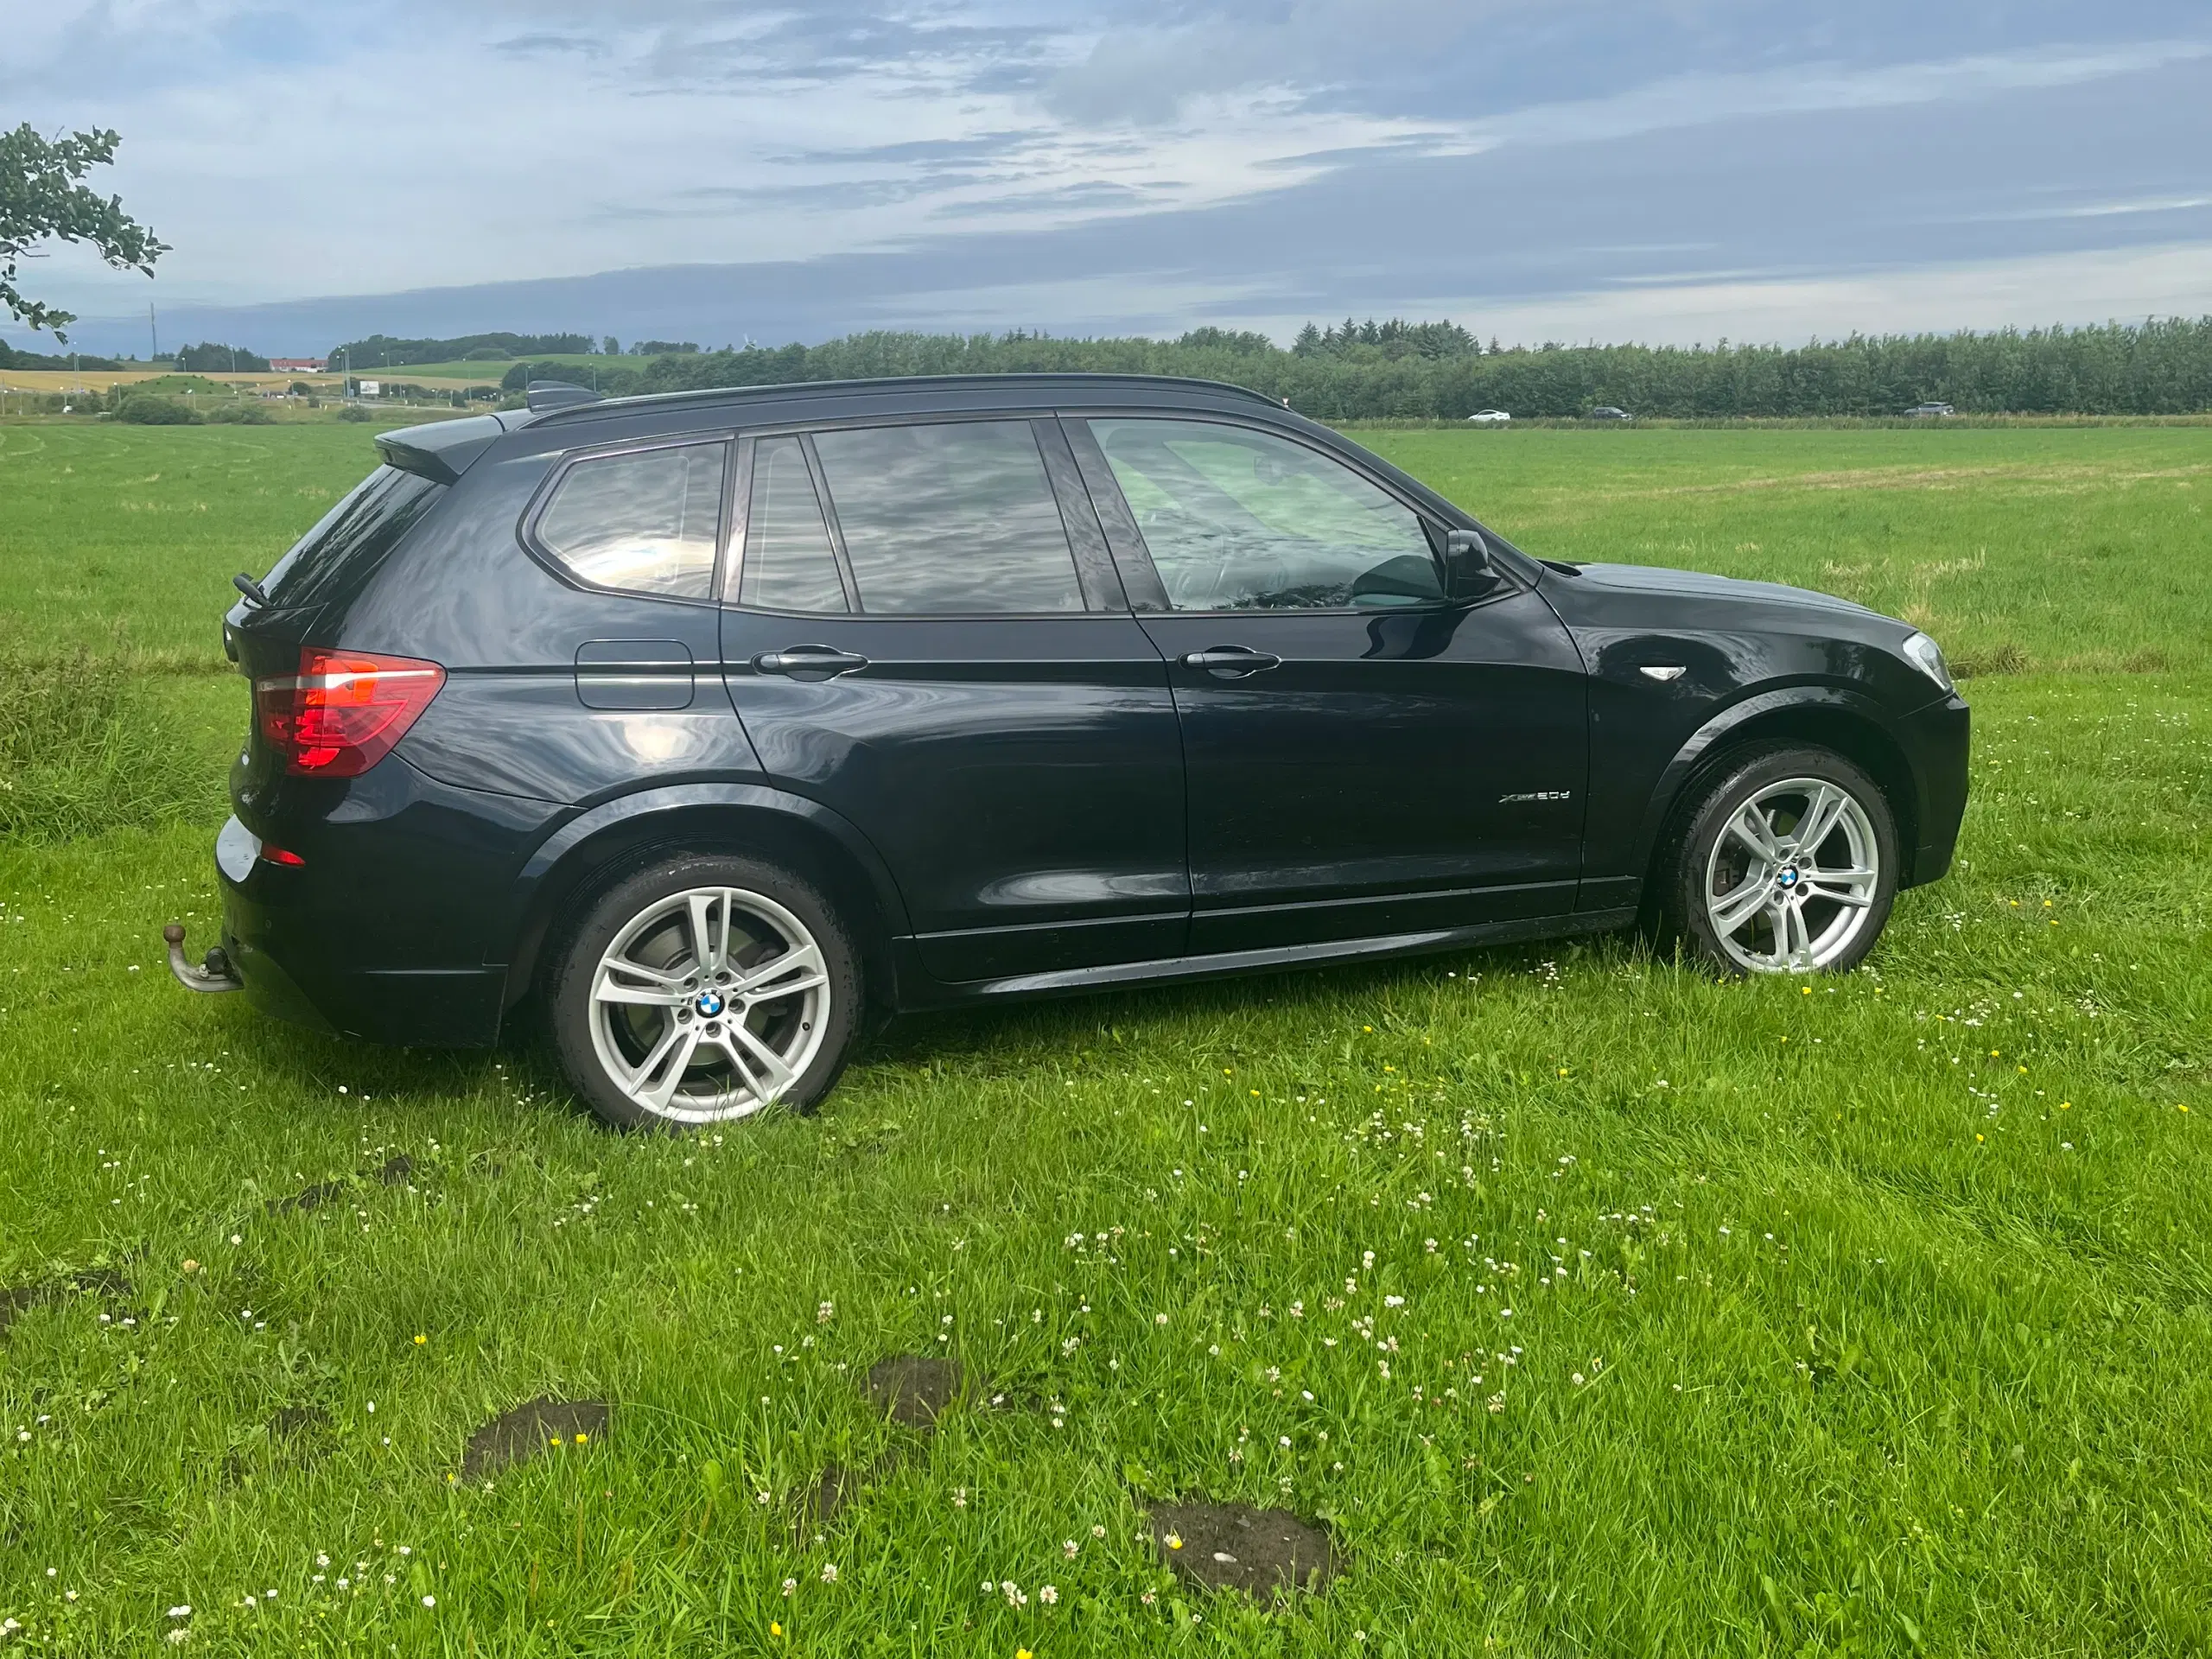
left=258, top=844, right=307, bottom=867
left=254, top=649, right=445, bottom=777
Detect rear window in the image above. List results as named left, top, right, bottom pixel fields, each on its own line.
left=261, top=466, right=446, bottom=607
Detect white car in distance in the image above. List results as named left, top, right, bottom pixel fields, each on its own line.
left=1465, top=409, right=1511, bottom=424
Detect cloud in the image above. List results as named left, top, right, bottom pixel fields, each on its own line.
left=493, top=33, right=609, bottom=59
left=4, top=0, right=2208, bottom=356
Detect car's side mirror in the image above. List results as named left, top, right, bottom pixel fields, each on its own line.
left=1442, top=528, right=1498, bottom=599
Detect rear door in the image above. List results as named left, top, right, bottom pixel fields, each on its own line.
left=718, top=416, right=1187, bottom=984
left=1068, top=414, right=1587, bottom=954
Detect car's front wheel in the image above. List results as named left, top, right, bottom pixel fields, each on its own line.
left=549, top=854, right=861, bottom=1130
left=1662, top=745, right=1898, bottom=975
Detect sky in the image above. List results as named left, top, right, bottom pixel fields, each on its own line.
left=4, top=0, right=2210, bottom=355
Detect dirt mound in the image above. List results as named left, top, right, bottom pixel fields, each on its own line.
left=1150, top=1500, right=1337, bottom=1598
left=461, top=1398, right=609, bottom=1480
left=864, top=1355, right=964, bottom=1427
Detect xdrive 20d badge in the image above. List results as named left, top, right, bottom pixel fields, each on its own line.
left=165, top=372, right=1968, bottom=1129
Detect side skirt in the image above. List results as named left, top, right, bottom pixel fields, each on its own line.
left=891, top=908, right=1637, bottom=1008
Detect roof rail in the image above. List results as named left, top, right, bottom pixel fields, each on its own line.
left=525, top=379, right=602, bottom=412
left=527, top=371, right=1286, bottom=420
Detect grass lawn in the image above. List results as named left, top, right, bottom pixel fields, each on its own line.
left=1, top=423, right=2209, bottom=1656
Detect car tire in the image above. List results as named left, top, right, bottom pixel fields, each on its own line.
left=1660, top=745, right=1898, bottom=976
left=549, top=853, right=862, bottom=1130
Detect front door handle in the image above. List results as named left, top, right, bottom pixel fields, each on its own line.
left=753, top=646, right=870, bottom=682
left=1182, top=646, right=1282, bottom=677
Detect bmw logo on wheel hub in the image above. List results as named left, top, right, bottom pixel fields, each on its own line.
left=695, top=988, right=726, bottom=1018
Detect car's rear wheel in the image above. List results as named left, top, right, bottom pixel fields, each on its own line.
left=550, top=854, right=861, bottom=1130
left=1662, top=745, right=1898, bottom=975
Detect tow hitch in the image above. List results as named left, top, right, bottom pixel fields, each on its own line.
left=163, top=924, right=244, bottom=993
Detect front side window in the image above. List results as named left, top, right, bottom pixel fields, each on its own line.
left=737, top=435, right=849, bottom=613
left=810, top=421, right=1084, bottom=614
left=1087, top=418, right=1441, bottom=611
left=536, top=442, right=726, bottom=599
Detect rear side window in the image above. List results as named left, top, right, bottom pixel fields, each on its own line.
left=737, top=436, right=849, bottom=613
left=536, top=442, right=727, bottom=599
left=810, top=421, right=1084, bottom=614
left=262, top=466, right=446, bottom=607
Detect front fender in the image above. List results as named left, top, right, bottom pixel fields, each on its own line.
left=1605, top=683, right=1922, bottom=910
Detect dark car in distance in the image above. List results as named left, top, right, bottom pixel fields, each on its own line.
left=1586, top=405, right=1634, bottom=422
left=181, top=373, right=1968, bottom=1129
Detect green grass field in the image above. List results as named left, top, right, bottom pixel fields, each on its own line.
left=2, top=423, right=2209, bottom=1656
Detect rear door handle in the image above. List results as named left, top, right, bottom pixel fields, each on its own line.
left=1182, top=646, right=1281, bottom=677
left=753, top=646, right=870, bottom=682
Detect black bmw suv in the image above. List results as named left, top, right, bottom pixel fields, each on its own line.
left=187, top=373, right=1967, bottom=1129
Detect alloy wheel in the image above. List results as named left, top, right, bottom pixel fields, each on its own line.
left=1702, top=777, right=1882, bottom=972
left=586, top=886, right=831, bottom=1122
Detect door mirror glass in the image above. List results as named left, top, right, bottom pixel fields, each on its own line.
left=1086, top=418, right=1441, bottom=611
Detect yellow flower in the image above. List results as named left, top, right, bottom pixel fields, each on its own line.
left=1019, top=1650, right=1033, bottom=1659
left=1165, top=1533, right=1183, bottom=1549
left=575, top=1433, right=588, bottom=1443
left=770, top=1621, right=783, bottom=1637
left=412, top=1334, right=427, bottom=1345
left=1801, top=986, right=1811, bottom=995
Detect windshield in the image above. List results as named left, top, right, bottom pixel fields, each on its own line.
left=259, top=465, right=445, bottom=607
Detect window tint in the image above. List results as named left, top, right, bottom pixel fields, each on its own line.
left=811, top=421, right=1084, bottom=614
left=536, top=442, right=726, bottom=599
left=1088, top=419, right=1441, bottom=611
left=737, top=436, right=849, bottom=613
left=262, top=466, right=445, bottom=607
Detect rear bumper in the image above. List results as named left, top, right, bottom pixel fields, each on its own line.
left=220, top=856, right=506, bottom=1043
left=215, top=757, right=557, bottom=1046
left=1900, top=692, right=1971, bottom=887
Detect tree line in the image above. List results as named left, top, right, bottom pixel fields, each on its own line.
left=324, top=332, right=597, bottom=368
left=580, top=318, right=2212, bottom=418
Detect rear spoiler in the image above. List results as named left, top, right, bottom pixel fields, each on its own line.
left=374, top=413, right=506, bottom=485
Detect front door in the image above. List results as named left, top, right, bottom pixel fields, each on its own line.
left=1069, top=415, right=1587, bottom=954
left=719, top=418, right=1187, bottom=984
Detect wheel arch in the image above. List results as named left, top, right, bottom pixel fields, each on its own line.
left=498, top=784, right=912, bottom=1020
left=1632, top=688, right=1923, bottom=912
